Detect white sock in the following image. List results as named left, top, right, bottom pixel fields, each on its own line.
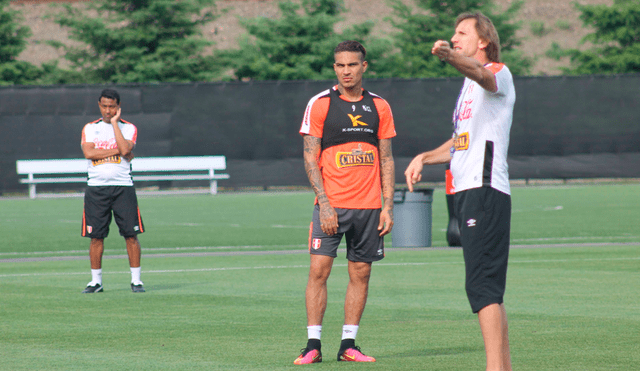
left=130, top=267, right=142, bottom=284
left=307, top=325, right=322, bottom=340
left=342, top=325, right=359, bottom=340
left=91, top=269, right=102, bottom=285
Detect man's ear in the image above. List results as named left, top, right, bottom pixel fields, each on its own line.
left=478, top=38, right=489, bottom=50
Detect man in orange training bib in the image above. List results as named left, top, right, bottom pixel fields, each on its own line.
left=294, top=41, right=396, bottom=365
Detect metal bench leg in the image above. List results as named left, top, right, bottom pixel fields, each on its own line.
left=210, top=180, right=218, bottom=195
left=29, top=184, right=37, bottom=199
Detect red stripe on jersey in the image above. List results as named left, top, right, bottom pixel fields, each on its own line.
left=308, top=221, right=313, bottom=252
left=81, top=208, right=87, bottom=237
left=137, top=207, right=144, bottom=233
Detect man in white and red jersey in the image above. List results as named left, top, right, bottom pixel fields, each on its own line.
left=405, top=13, right=515, bottom=371
left=80, top=89, right=145, bottom=294
left=294, top=41, right=396, bottom=365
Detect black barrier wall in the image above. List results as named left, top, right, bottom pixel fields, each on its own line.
left=1, top=75, right=639, bottom=193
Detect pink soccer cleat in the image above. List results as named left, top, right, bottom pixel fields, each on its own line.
left=337, top=346, right=376, bottom=362
left=294, top=348, right=322, bottom=365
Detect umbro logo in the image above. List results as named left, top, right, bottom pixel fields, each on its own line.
left=467, top=219, right=477, bottom=227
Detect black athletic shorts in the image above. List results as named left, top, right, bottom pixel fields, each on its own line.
left=308, top=205, right=384, bottom=262
left=82, top=186, right=145, bottom=239
left=454, top=186, right=511, bottom=313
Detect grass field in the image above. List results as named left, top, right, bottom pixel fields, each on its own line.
left=1, top=184, right=639, bottom=370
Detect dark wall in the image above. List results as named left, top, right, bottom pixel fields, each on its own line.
left=2, top=74, right=639, bottom=193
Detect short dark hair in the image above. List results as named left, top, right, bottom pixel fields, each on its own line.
left=456, top=12, right=501, bottom=63
left=99, top=89, right=120, bottom=104
left=334, top=40, right=366, bottom=61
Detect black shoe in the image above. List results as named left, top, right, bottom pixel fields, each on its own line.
left=81, top=283, right=103, bottom=293
left=131, top=283, right=145, bottom=293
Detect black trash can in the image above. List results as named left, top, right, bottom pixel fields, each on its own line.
left=392, top=188, right=434, bottom=247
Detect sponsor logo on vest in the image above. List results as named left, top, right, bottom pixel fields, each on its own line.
left=362, top=105, right=372, bottom=112
left=348, top=114, right=367, bottom=127
left=453, top=132, right=469, bottom=151
left=92, top=155, right=122, bottom=166
left=336, top=145, right=375, bottom=168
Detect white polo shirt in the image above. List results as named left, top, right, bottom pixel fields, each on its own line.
left=450, top=62, right=515, bottom=195
left=81, top=119, right=137, bottom=186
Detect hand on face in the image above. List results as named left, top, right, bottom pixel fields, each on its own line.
left=98, top=97, right=120, bottom=124
left=111, top=107, right=122, bottom=125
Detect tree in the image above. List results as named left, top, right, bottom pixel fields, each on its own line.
left=45, top=0, right=223, bottom=84
left=563, top=0, right=640, bottom=75
left=380, top=0, right=531, bottom=78
left=222, top=0, right=392, bottom=81
left=0, top=0, right=43, bottom=85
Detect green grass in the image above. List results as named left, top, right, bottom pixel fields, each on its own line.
left=2, top=184, right=639, bottom=256
left=1, top=184, right=639, bottom=370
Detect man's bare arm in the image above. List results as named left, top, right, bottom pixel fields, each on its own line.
left=405, top=138, right=453, bottom=192
left=110, top=107, right=134, bottom=156
left=378, top=138, right=395, bottom=236
left=303, top=135, right=328, bottom=206
left=81, top=142, right=121, bottom=160
left=303, top=135, right=338, bottom=235
left=432, top=41, right=497, bottom=93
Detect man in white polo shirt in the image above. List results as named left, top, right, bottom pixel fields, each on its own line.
left=80, top=89, right=145, bottom=294
left=404, top=12, right=515, bottom=371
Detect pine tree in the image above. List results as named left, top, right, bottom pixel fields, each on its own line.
left=564, top=0, right=640, bottom=74
left=222, top=0, right=392, bottom=81
left=381, top=0, right=531, bottom=77
left=46, top=0, right=223, bottom=84
left=0, top=0, right=42, bottom=85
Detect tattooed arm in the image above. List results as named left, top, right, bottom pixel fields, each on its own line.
left=378, top=138, right=395, bottom=236
left=303, top=135, right=338, bottom=235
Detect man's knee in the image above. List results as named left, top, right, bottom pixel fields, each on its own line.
left=309, top=255, right=333, bottom=282
left=348, top=261, right=372, bottom=283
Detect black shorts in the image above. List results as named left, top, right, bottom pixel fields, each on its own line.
left=454, top=187, right=511, bottom=313
left=308, top=205, right=384, bottom=262
left=82, top=186, right=145, bottom=239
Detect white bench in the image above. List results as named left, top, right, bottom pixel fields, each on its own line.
left=16, top=156, right=230, bottom=199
